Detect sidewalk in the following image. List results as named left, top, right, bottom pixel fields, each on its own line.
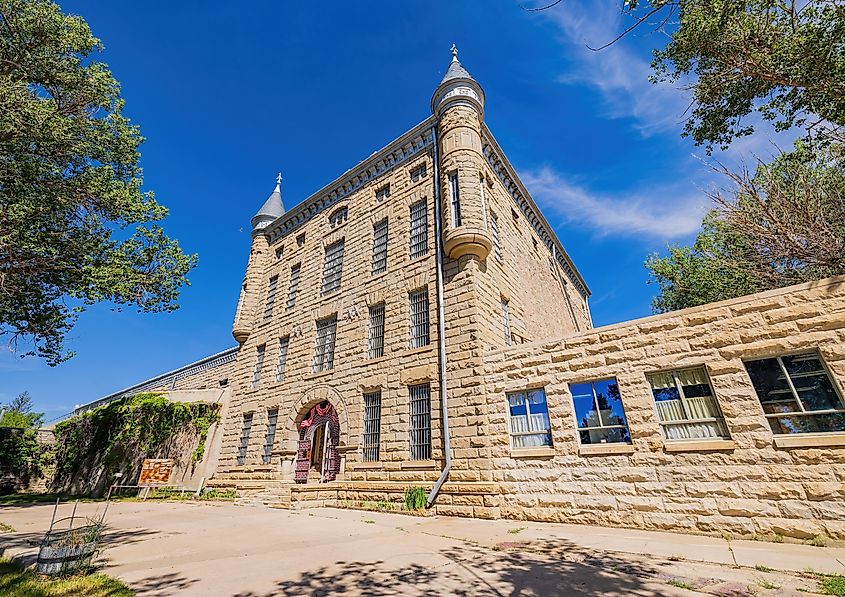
left=310, top=507, right=845, bottom=575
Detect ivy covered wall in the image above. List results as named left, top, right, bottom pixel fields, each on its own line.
left=51, top=393, right=220, bottom=495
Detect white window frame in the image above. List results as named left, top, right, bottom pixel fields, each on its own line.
left=449, top=172, right=462, bottom=227
left=568, top=378, right=631, bottom=445
left=506, top=388, right=552, bottom=449
left=646, top=366, right=730, bottom=441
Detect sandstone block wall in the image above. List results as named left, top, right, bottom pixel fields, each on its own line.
left=482, top=276, right=845, bottom=540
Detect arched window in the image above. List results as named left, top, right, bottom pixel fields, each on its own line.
left=329, top=206, right=348, bottom=228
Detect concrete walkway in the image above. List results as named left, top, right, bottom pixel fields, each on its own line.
left=1, top=501, right=842, bottom=595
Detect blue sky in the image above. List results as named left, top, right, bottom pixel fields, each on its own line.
left=3, top=1, right=783, bottom=419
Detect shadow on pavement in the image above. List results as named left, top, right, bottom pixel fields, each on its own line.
left=234, top=538, right=668, bottom=596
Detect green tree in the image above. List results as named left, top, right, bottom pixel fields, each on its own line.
left=625, top=0, right=845, bottom=152
left=647, top=141, right=845, bottom=311
left=0, top=390, right=44, bottom=429
left=0, top=0, right=197, bottom=365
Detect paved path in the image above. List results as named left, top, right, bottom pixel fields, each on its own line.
left=1, top=501, right=842, bottom=595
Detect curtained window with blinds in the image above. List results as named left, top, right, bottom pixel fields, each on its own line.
left=647, top=367, right=729, bottom=440
left=507, top=388, right=552, bottom=448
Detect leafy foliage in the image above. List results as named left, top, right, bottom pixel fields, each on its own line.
left=647, top=141, right=845, bottom=310
left=0, top=391, right=43, bottom=429
left=627, top=0, right=845, bottom=152
left=0, top=391, right=47, bottom=490
left=403, top=485, right=427, bottom=511
left=0, top=0, right=197, bottom=365
left=52, top=393, right=219, bottom=495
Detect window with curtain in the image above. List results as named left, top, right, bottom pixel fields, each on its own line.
left=570, top=378, right=631, bottom=445
left=507, top=388, right=552, bottom=448
left=744, top=353, right=845, bottom=435
left=646, top=367, right=729, bottom=440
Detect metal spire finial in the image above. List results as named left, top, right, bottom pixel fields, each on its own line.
left=450, top=44, right=458, bottom=62
left=274, top=172, right=282, bottom=192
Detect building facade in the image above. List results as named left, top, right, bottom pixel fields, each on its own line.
left=94, top=49, right=845, bottom=540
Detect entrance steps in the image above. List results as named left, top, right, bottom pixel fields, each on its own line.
left=207, top=465, right=293, bottom=507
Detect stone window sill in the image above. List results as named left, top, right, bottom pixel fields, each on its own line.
left=400, top=460, right=437, bottom=470
left=663, top=439, right=736, bottom=453
left=511, top=447, right=555, bottom=459
left=349, top=462, right=381, bottom=470
left=579, top=443, right=635, bottom=456
left=773, top=433, right=845, bottom=449
left=304, top=369, right=334, bottom=382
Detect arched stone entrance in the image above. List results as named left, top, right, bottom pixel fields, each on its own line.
left=294, top=401, right=340, bottom=483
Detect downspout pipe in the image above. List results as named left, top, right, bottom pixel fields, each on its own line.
left=427, top=123, right=452, bottom=508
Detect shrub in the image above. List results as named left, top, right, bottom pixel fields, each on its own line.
left=404, top=486, right=427, bottom=511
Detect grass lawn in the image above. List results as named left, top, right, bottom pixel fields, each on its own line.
left=0, top=560, right=131, bottom=597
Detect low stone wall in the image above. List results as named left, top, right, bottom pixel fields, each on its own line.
left=483, top=276, right=845, bottom=540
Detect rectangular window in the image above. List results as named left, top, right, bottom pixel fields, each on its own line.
left=744, top=353, right=845, bottom=435
left=368, top=303, right=385, bottom=359
left=237, top=412, right=253, bottom=465
left=286, top=263, right=301, bottom=310
left=251, top=344, right=265, bottom=389
left=296, top=233, right=305, bottom=247
left=275, top=336, right=289, bottom=382
left=507, top=388, right=552, bottom=448
left=449, top=172, right=462, bottom=227
left=363, top=391, right=382, bottom=462
left=647, top=367, right=729, bottom=440
left=490, top=212, right=502, bottom=261
left=409, top=200, right=428, bottom=258
left=409, top=384, right=431, bottom=460
left=570, top=378, right=631, bottom=445
left=263, top=275, right=278, bottom=319
left=501, top=299, right=512, bottom=346
left=313, top=315, right=338, bottom=372
left=479, top=176, right=488, bottom=228
left=372, top=219, right=388, bottom=275
left=376, top=185, right=390, bottom=202
left=409, top=288, right=430, bottom=348
left=262, top=408, right=278, bottom=464
left=410, top=164, right=427, bottom=182
left=321, top=239, right=345, bottom=295
left=235, top=283, right=247, bottom=320
left=275, top=245, right=284, bottom=260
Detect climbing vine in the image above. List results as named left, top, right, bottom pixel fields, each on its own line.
left=52, top=393, right=220, bottom=495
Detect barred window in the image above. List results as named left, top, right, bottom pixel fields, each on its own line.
left=647, top=367, right=729, bottom=441
left=262, top=408, right=278, bottom=464
left=252, top=344, right=266, bottom=388
left=410, top=164, right=427, bottom=182
left=376, top=185, right=390, bottom=202
left=449, top=172, right=462, bottom=227
left=744, top=353, right=845, bottom=435
left=409, top=384, right=431, bottom=460
left=263, top=275, right=278, bottom=319
left=329, top=206, right=348, bottom=228
left=409, top=200, right=428, bottom=258
left=490, top=212, right=502, bottom=261
left=507, top=388, right=552, bottom=448
left=321, top=239, right=345, bottom=295
left=275, top=245, right=284, bottom=260
left=237, top=412, right=253, bottom=465
left=570, top=378, right=631, bottom=445
left=313, top=315, right=338, bottom=372
left=409, top=288, right=430, bottom=348
left=501, top=299, right=512, bottom=346
left=286, top=263, right=301, bottom=310
left=296, top=233, right=305, bottom=247
left=372, top=219, right=388, bottom=275
left=479, top=176, right=488, bottom=229
left=368, top=303, right=385, bottom=359
left=363, top=391, right=382, bottom=462
left=275, top=336, right=289, bottom=382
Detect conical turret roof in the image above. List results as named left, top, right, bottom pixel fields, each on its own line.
left=251, top=174, right=286, bottom=231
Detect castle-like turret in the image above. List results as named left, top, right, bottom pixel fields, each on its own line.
left=232, top=175, right=286, bottom=343
left=432, top=46, right=492, bottom=261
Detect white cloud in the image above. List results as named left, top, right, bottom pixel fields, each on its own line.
left=538, top=1, right=690, bottom=136
left=521, top=166, right=706, bottom=239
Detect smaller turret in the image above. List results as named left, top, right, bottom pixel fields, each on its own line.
left=233, top=175, right=285, bottom=343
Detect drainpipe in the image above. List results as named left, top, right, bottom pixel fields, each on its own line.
left=427, top=123, right=452, bottom=508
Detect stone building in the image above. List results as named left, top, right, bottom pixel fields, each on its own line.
left=83, top=49, right=845, bottom=540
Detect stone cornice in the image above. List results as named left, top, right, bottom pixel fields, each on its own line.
left=480, top=124, right=591, bottom=299
left=264, top=117, right=437, bottom=243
